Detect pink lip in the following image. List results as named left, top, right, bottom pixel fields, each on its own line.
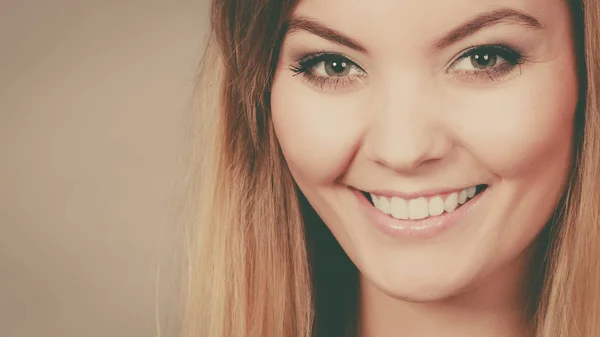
left=354, top=187, right=488, bottom=239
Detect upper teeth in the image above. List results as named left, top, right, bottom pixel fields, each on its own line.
left=370, top=186, right=477, bottom=220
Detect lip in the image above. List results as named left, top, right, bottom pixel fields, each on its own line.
left=353, top=185, right=488, bottom=239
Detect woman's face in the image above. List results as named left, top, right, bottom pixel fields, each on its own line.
left=271, top=0, right=578, bottom=301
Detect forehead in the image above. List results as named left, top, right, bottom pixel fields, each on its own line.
left=291, top=0, right=569, bottom=51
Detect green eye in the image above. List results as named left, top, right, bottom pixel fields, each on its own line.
left=470, top=52, right=499, bottom=69
left=449, top=44, right=525, bottom=81
left=290, top=52, right=367, bottom=91
left=322, top=57, right=352, bottom=76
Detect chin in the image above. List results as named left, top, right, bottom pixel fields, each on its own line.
left=358, top=252, right=484, bottom=303
left=367, top=269, right=477, bottom=303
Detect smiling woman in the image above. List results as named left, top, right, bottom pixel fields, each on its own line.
left=182, top=0, right=599, bottom=336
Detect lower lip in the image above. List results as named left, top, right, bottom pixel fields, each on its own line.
left=354, top=187, right=488, bottom=240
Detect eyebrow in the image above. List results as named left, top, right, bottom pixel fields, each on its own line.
left=434, top=8, right=543, bottom=49
left=285, top=8, right=543, bottom=53
left=286, top=16, right=368, bottom=53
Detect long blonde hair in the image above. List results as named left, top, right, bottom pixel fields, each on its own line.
left=180, top=1, right=600, bottom=336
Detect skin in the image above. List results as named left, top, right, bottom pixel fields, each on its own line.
left=270, top=0, right=578, bottom=336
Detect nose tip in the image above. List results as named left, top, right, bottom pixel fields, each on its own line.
left=368, top=139, right=451, bottom=173
left=364, top=120, right=453, bottom=174
left=372, top=145, right=445, bottom=173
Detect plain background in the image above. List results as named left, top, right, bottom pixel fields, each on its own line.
left=0, top=1, right=209, bottom=336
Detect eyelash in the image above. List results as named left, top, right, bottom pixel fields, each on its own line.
left=290, top=51, right=366, bottom=91
left=450, top=44, right=527, bottom=81
left=289, top=44, right=527, bottom=90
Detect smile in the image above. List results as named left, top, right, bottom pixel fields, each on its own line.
left=365, top=185, right=488, bottom=221
left=354, top=184, right=489, bottom=239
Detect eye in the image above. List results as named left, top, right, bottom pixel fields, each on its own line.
left=311, top=55, right=360, bottom=77
left=290, top=52, right=366, bottom=91
left=448, top=45, right=526, bottom=81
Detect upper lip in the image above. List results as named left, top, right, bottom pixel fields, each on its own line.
left=358, top=185, right=482, bottom=200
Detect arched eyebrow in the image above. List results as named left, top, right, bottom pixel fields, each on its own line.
left=286, top=8, right=543, bottom=53
left=434, top=8, right=543, bottom=49
left=286, top=16, right=368, bottom=53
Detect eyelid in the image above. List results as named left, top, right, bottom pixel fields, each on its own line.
left=446, top=44, right=481, bottom=71
left=291, top=43, right=525, bottom=89
left=445, top=43, right=525, bottom=71
left=296, top=50, right=367, bottom=73
left=290, top=51, right=368, bottom=92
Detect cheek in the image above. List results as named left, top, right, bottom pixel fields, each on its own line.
left=271, top=72, right=367, bottom=184
left=449, top=64, right=577, bottom=178
left=447, top=61, right=578, bottom=260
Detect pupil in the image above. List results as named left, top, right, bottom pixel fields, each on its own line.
left=325, top=58, right=350, bottom=76
left=471, top=52, right=497, bottom=69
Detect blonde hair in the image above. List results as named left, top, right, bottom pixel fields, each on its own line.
left=179, top=1, right=600, bottom=336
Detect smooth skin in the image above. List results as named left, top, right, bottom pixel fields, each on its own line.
left=271, top=0, right=578, bottom=336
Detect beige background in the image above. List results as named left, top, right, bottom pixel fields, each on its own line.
left=0, top=1, right=209, bottom=336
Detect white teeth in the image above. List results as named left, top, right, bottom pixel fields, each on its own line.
left=378, top=195, right=391, bottom=214
left=458, top=189, right=468, bottom=204
left=390, top=197, right=409, bottom=219
left=408, top=197, right=429, bottom=220
left=466, top=186, right=476, bottom=198
left=428, top=196, right=445, bottom=216
left=369, top=185, right=481, bottom=220
left=371, top=194, right=380, bottom=208
left=444, top=192, right=458, bottom=212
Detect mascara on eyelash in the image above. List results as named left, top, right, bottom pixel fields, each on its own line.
left=455, top=44, right=527, bottom=65
left=289, top=52, right=366, bottom=92
left=290, top=52, right=357, bottom=75
left=290, top=52, right=326, bottom=74
left=291, top=44, right=527, bottom=88
left=447, top=44, right=527, bottom=81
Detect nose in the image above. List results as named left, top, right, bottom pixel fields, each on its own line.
left=363, top=77, right=453, bottom=174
